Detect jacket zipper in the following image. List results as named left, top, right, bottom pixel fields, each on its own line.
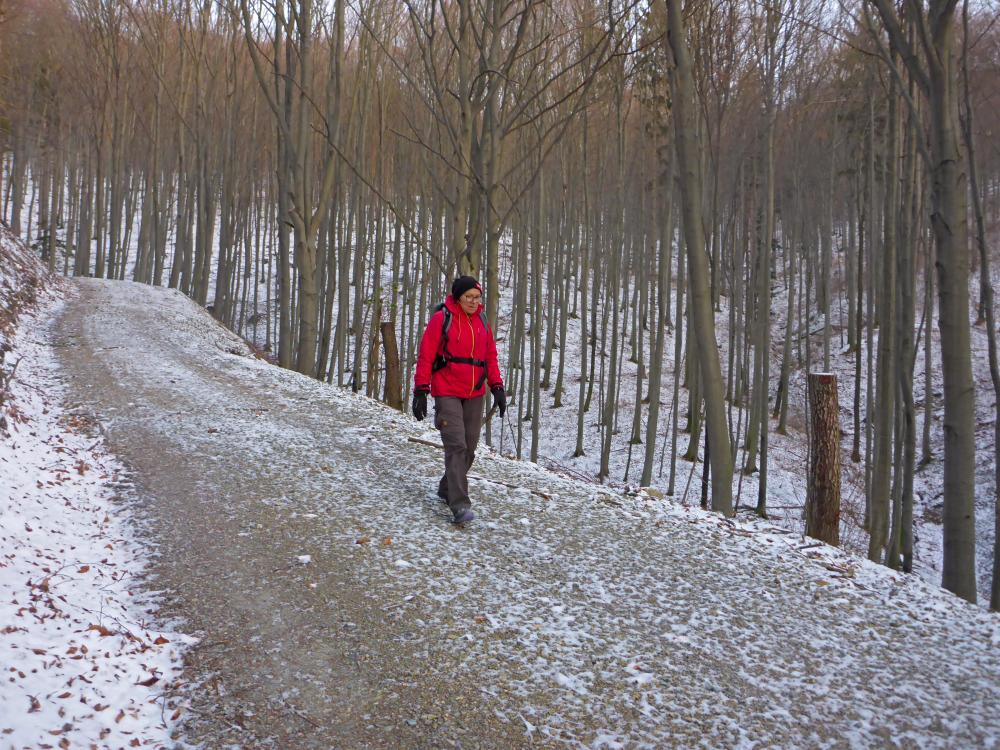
left=468, top=312, right=476, bottom=396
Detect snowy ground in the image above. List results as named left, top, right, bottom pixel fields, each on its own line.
left=0, top=230, right=190, bottom=749
left=41, top=271, right=1000, bottom=748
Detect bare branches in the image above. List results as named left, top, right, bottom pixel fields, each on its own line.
left=866, top=0, right=933, bottom=92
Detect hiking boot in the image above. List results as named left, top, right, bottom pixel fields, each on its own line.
left=452, top=508, right=476, bottom=525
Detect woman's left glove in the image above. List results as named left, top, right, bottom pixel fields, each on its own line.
left=491, top=386, right=507, bottom=418
left=412, top=385, right=430, bottom=421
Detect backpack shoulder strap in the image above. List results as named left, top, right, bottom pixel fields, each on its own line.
left=439, top=306, right=452, bottom=343
left=431, top=305, right=452, bottom=372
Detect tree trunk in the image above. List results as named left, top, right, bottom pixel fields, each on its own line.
left=381, top=321, right=402, bottom=411
left=807, top=373, right=841, bottom=545
left=870, top=0, right=978, bottom=604
left=870, top=86, right=899, bottom=563
left=960, top=0, right=999, bottom=607
left=642, top=166, right=674, bottom=487
left=665, top=0, right=733, bottom=516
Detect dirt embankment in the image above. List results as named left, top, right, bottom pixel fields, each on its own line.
left=0, top=227, right=49, bottom=426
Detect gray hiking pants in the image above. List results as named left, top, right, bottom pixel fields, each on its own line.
left=434, top=395, right=484, bottom=514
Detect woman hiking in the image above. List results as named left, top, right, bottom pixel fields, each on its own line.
left=412, top=276, right=506, bottom=524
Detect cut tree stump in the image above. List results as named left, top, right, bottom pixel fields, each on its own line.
left=807, top=372, right=841, bottom=546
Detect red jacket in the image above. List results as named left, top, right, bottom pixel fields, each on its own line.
left=415, top=296, right=503, bottom=399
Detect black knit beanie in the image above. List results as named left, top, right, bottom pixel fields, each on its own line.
left=452, top=276, right=481, bottom=301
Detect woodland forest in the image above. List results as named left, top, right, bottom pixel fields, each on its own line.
left=1, top=0, right=999, bottom=608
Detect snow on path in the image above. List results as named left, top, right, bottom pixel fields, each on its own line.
left=0, top=286, right=191, bottom=747
left=53, top=277, right=1000, bottom=749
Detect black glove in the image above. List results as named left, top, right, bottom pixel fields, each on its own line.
left=412, top=386, right=429, bottom=421
left=491, top=386, right=507, bottom=418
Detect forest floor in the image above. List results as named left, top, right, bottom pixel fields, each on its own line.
left=4, top=258, right=998, bottom=748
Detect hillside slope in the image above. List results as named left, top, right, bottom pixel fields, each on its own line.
left=0, top=230, right=188, bottom=748
left=40, top=273, right=1000, bottom=749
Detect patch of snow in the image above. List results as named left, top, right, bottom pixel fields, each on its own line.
left=0, top=245, right=191, bottom=747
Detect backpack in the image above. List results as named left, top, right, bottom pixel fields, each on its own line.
left=431, top=303, right=491, bottom=391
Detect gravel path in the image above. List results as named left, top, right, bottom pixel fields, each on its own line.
left=51, top=278, right=1000, bottom=749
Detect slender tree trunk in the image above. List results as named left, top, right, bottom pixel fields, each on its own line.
left=666, top=0, right=733, bottom=515
left=852, top=138, right=867, bottom=464
left=642, top=167, right=674, bottom=487
left=960, top=0, right=999, bottom=607
left=775, top=221, right=796, bottom=434
left=870, top=0, right=978, bottom=603
left=668, top=220, right=686, bottom=496
left=870, top=85, right=899, bottom=563
left=574, top=139, right=591, bottom=457
left=529, top=179, right=545, bottom=464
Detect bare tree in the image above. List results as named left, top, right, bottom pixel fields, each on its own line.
left=664, top=0, right=733, bottom=516
left=868, top=0, right=979, bottom=602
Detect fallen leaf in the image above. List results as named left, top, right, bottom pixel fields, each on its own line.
left=356, top=537, right=370, bottom=545
left=28, top=696, right=41, bottom=713
left=78, top=566, right=90, bottom=573
left=88, top=624, right=114, bottom=637
left=153, top=636, right=170, bottom=645
left=115, top=710, right=125, bottom=723
left=136, top=675, right=159, bottom=687
left=382, top=537, right=392, bottom=546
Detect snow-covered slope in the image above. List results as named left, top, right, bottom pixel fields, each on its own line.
left=0, top=229, right=191, bottom=748
left=482, top=240, right=999, bottom=604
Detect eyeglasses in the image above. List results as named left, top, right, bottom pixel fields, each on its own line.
left=461, top=294, right=482, bottom=302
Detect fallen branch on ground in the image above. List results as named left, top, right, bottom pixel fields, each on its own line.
left=467, top=474, right=552, bottom=501
left=407, top=436, right=441, bottom=449
left=406, top=438, right=553, bottom=500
